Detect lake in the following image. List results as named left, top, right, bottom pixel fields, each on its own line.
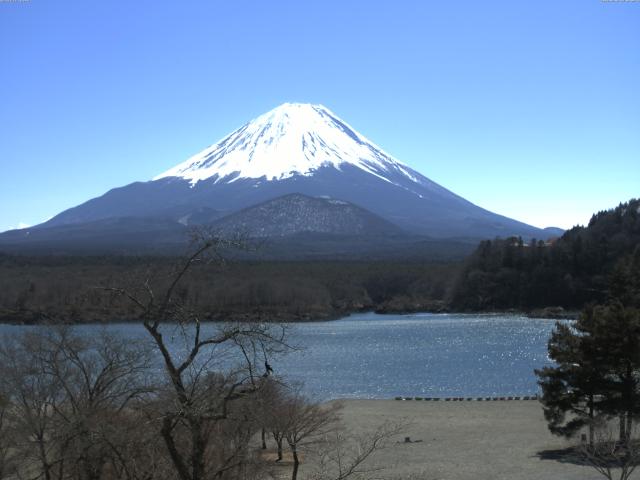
left=0, top=312, right=560, bottom=400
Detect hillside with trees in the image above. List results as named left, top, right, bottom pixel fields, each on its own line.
left=1, top=199, right=638, bottom=324
left=0, top=256, right=458, bottom=324
left=451, top=198, right=640, bottom=312
left=534, top=216, right=640, bottom=480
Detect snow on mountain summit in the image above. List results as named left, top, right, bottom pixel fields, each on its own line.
left=17, top=103, right=554, bottom=242
left=154, top=103, right=421, bottom=185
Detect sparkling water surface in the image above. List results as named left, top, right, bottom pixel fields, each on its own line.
left=279, top=312, right=558, bottom=399
left=0, top=312, right=559, bottom=400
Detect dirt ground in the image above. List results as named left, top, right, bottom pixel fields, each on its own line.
left=270, top=399, right=605, bottom=480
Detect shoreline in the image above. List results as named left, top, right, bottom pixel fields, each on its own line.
left=0, top=307, right=578, bottom=325
left=392, top=395, right=538, bottom=401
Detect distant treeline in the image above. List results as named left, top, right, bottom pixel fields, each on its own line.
left=2, top=199, right=638, bottom=323
left=0, top=255, right=459, bottom=323
left=451, top=198, right=640, bottom=311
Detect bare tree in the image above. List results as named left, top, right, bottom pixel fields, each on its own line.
left=98, top=405, right=173, bottom=480
left=0, top=390, right=15, bottom=479
left=106, top=230, right=290, bottom=480
left=280, top=395, right=342, bottom=480
left=0, top=330, right=66, bottom=480
left=258, top=378, right=290, bottom=462
left=0, top=327, right=154, bottom=480
left=310, top=422, right=406, bottom=480
left=577, top=424, right=640, bottom=480
left=44, top=329, right=153, bottom=480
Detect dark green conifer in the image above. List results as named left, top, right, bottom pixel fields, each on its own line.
left=536, top=303, right=640, bottom=444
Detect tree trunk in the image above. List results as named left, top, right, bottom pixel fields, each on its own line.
left=619, top=414, right=626, bottom=443
left=190, top=420, right=206, bottom=480
left=623, top=365, right=634, bottom=445
left=291, top=446, right=299, bottom=480
left=588, top=394, right=595, bottom=447
left=37, top=436, right=52, bottom=480
left=261, top=428, right=267, bottom=450
left=161, top=417, right=191, bottom=480
left=277, top=438, right=283, bottom=461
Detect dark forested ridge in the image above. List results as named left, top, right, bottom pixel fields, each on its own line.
left=0, top=256, right=459, bottom=324
left=451, top=198, right=640, bottom=312
left=1, top=199, right=637, bottom=324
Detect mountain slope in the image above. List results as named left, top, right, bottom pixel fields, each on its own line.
left=212, top=193, right=403, bottom=237
left=0, top=217, right=188, bottom=255
left=4, top=103, right=560, bottom=252
left=42, top=103, right=477, bottom=233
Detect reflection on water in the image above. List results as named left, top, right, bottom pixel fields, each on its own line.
left=280, top=312, right=558, bottom=399
left=0, top=312, right=560, bottom=400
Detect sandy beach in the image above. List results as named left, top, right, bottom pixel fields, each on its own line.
left=289, top=399, right=603, bottom=480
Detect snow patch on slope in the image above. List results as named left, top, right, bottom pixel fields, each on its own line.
left=154, top=103, right=423, bottom=187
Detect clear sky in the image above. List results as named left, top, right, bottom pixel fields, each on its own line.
left=1, top=0, right=638, bottom=232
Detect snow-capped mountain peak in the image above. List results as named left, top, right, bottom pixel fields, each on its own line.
left=154, top=103, right=420, bottom=185
left=12, top=102, right=555, bottom=245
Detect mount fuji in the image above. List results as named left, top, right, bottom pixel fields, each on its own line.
left=0, top=103, right=561, bottom=255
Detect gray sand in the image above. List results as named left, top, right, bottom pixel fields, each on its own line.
left=303, top=399, right=603, bottom=480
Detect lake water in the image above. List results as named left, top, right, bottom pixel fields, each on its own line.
left=0, top=312, right=560, bottom=400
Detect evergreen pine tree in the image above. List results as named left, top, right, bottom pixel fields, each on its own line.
left=536, top=303, right=640, bottom=444
left=535, top=318, right=606, bottom=445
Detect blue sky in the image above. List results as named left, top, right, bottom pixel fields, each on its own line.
left=0, top=0, right=638, bottom=231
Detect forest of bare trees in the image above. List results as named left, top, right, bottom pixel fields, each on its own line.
left=0, top=254, right=457, bottom=325
left=0, top=235, right=405, bottom=480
